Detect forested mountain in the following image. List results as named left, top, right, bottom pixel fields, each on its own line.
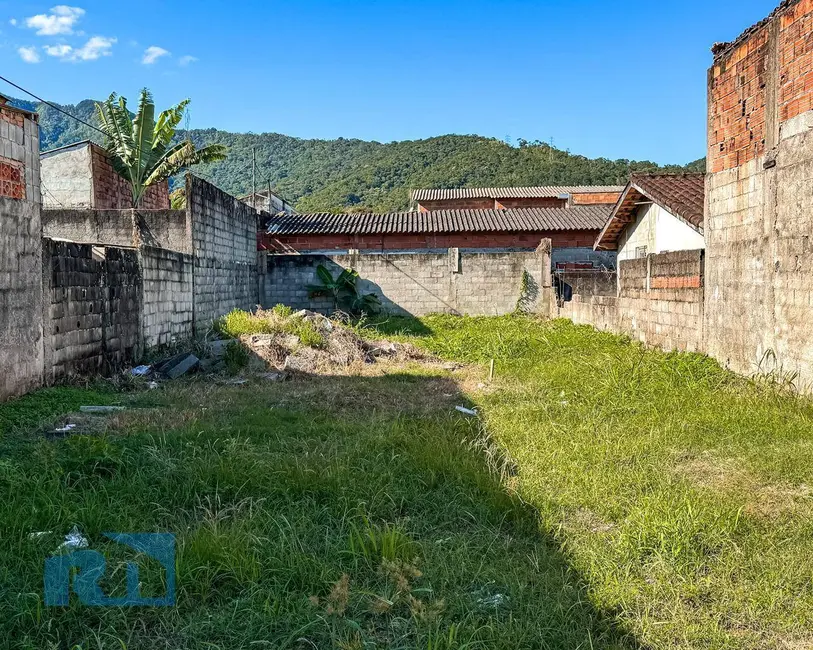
left=15, top=96, right=705, bottom=212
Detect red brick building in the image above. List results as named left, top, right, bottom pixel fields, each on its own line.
left=40, top=141, right=170, bottom=210
left=261, top=205, right=613, bottom=256
left=411, top=185, right=624, bottom=212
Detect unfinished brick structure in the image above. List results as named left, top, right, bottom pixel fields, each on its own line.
left=706, top=0, right=813, bottom=382
left=40, top=141, right=170, bottom=210
left=0, top=97, right=42, bottom=401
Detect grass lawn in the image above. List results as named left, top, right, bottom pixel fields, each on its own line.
left=1, top=316, right=812, bottom=649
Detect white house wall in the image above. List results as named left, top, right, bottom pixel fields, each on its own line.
left=655, top=205, right=705, bottom=254
left=618, top=203, right=704, bottom=262
left=618, top=203, right=657, bottom=261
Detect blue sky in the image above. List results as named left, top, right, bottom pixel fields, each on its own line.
left=0, top=0, right=779, bottom=164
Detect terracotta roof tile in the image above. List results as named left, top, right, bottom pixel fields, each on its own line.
left=594, top=173, right=706, bottom=251
left=411, top=186, right=625, bottom=202
left=266, top=205, right=612, bottom=236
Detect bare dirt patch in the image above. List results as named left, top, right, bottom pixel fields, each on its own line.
left=675, top=453, right=813, bottom=519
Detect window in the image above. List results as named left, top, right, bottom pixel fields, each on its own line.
left=635, top=246, right=648, bottom=259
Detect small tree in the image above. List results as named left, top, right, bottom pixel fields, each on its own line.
left=95, top=88, right=227, bottom=207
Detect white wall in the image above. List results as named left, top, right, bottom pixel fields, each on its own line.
left=618, top=203, right=704, bottom=261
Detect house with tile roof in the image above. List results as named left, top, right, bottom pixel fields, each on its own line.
left=261, top=205, right=618, bottom=268
left=593, top=173, right=705, bottom=261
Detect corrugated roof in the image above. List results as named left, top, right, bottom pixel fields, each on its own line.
left=594, top=173, right=706, bottom=251
left=266, top=205, right=612, bottom=236
left=411, top=186, right=625, bottom=201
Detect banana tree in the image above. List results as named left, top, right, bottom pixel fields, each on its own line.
left=95, top=89, right=227, bottom=208
left=307, top=265, right=381, bottom=314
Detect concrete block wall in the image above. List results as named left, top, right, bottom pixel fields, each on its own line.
left=706, top=0, right=813, bottom=383
left=263, top=248, right=550, bottom=317
left=556, top=249, right=706, bottom=353
left=140, top=246, right=194, bottom=348
left=188, top=175, right=260, bottom=330
left=0, top=105, right=42, bottom=401
left=42, top=239, right=141, bottom=383
left=42, top=209, right=188, bottom=252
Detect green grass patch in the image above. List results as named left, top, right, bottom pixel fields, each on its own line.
left=217, top=306, right=326, bottom=348
left=2, top=315, right=812, bottom=649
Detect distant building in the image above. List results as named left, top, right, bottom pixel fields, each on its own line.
left=411, top=185, right=624, bottom=212
left=40, top=141, right=170, bottom=210
left=240, top=188, right=296, bottom=214
left=262, top=205, right=617, bottom=268
left=593, top=173, right=705, bottom=261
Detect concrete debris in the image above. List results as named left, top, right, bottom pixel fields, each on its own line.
left=80, top=406, right=125, bottom=414
left=293, top=309, right=334, bottom=332
left=455, top=406, right=478, bottom=416
left=366, top=341, right=398, bottom=357
left=156, top=352, right=200, bottom=379
left=207, top=339, right=232, bottom=359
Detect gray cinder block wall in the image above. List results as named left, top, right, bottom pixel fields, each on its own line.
left=140, top=246, right=194, bottom=348
left=556, top=249, right=705, bottom=353
left=262, top=247, right=551, bottom=317
left=42, top=239, right=141, bottom=383
left=188, top=175, right=260, bottom=331
left=706, top=4, right=813, bottom=384
left=0, top=104, right=43, bottom=401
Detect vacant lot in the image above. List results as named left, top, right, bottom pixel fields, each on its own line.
left=1, top=316, right=812, bottom=649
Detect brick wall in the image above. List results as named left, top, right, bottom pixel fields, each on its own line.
left=417, top=198, right=495, bottom=211
left=263, top=247, right=551, bottom=317
left=494, top=197, right=567, bottom=209
left=556, top=250, right=706, bottom=353
left=188, top=175, right=261, bottom=331
left=140, top=246, right=194, bottom=348
left=42, top=240, right=141, bottom=383
left=262, top=229, right=599, bottom=253
left=90, top=144, right=170, bottom=210
left=707, top=0, right=813, bottom=384
left=0, top=105, right=42, bottom=401
left=571, top=192, right=622, bottom=205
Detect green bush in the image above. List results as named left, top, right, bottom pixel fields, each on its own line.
left=216, top=306, right=326, bottom=349
left=223, top=341, right=250, bottom=374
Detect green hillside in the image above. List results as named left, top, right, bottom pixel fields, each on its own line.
left=16, top=96, right=705, bottom=212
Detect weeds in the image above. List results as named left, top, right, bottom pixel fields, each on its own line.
left=3, top=315, right=811, bottom=649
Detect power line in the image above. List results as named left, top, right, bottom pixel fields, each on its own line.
left=0, top=73, right=107, bottom=138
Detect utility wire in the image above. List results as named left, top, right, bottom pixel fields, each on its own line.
left=0, top=73, right=107, bottom=138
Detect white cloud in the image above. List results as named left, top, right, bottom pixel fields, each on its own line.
left=25, top=5, right=85, bottom=36
left=142, top=45, right=169, bottom=64
left=9, top=18, right=17, bottom=26
left=45, top=35, right=115, bottom=62
left=18, top=46, right=41, bottom=63
left=178, top=55, right=197, bottom=66
left=44, top=43, right=72, bottom=57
